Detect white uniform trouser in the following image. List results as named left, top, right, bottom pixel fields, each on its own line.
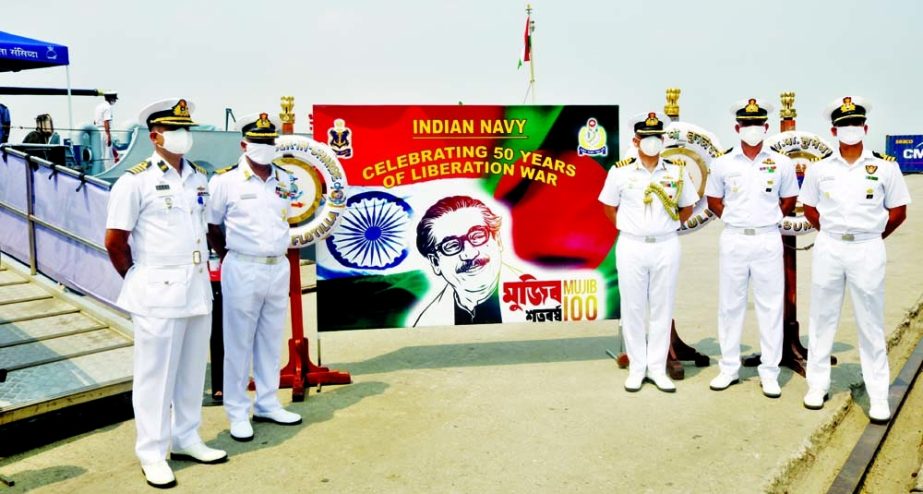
left=616, top=233, right=680, bottom=377
left=101, top=144, right=115, bottom=170
left=716, top=229, right=784, bottom=381
left=806, top=232, right=889, bottom=402
left=97, top=127, right=115, bottom=170
left=221, top=252, right=291, bottom=424
left=132, top=314, right=210, bottom=465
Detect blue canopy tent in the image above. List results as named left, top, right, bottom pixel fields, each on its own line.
left=0, top=31, right=74, bottom=134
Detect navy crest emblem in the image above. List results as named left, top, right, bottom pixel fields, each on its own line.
left=327, top=118, right=353, bottom=159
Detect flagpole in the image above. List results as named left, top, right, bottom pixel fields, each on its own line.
left=527, top=4, right=535, bottom=104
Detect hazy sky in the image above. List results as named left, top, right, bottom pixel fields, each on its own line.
left=2, top=0, right=921, bottom=151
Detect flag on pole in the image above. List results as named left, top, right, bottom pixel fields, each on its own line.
left=517, top=14, right=532, bottom=69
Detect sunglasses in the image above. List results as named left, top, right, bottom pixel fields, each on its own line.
left=436, top=225, right=492, bottom=256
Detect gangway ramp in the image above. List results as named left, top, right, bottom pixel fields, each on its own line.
left=0, top=261, right=133, bottom=426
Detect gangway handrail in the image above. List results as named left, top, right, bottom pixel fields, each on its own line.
left=0, top=147, right=111, bottom=276
left=1, top=146, right=111, bottom=189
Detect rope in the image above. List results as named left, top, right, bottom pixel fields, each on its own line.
left=643, top=162, right=685, bottom=221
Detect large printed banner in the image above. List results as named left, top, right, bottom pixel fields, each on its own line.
left=314, top=105, right=620, bottom=330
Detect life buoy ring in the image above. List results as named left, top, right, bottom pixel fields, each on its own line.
left=661, top=122, right=725, bottom=234
left=622, top=121, right=724, bottom=234
left=273, top=135, right=349, bottom=248
left=764, top=131, right=834, bottom=236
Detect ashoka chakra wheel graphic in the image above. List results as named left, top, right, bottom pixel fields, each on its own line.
left=326, top=191, right=412, bottom=270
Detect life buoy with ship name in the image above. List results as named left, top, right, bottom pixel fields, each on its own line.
left=764, top=131, right=833, bottom=236
left=273, top=135, right=349, bottom=248
left=661, top=122, right=724, bottom=234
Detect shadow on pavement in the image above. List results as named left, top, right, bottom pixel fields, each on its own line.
left=176, top=380, right=389, bottom=471
left=1, top=465, right=86, bottom=493
left=0, top=393, right=134, bottom=458
left=332, top=336, right=621, bottom=375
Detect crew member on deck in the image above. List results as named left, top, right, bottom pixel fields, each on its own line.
left=799, top=96, right=910, bottom=423
left=705, top=98, right=799, bottom=398
left=597, top=112, right=698, bottom=393
left=105, top=98, right=227, bottom=489
left=207, top=113, right=302, bottom=443
left=95, top=91, right=119, bottom=168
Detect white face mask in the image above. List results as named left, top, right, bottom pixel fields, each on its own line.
left=835, top=126, right=865, bottom=145
left=739, top=125, right=767, bottom=146
left=157, top=128, right=194, bottom=155
left=245, top=142, right=277, bottom=165
left=638, top=136, right=663, bottom=157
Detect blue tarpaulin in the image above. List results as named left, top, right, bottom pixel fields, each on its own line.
left=0, top=31, right=69, bottom=72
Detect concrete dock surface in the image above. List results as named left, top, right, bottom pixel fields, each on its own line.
left=2, top=176, right=923, bottom=493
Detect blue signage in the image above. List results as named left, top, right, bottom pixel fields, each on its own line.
left=886, top=135, right=923, bottom=173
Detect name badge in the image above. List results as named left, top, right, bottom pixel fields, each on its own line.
left=155, top=184, right=171, bottom=191
left=241, top=193, right=257, bottom=200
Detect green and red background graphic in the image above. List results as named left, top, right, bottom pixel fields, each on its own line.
left=314, top=105, right=620, bottom=330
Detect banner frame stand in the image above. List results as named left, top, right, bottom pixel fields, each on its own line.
left=275, top=97, right=351, bottom=401
left=279, top=249, right=351, bottom=401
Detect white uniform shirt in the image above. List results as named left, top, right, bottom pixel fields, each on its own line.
left=705, top=147, right=800, bottom=228
left=207, top=156, right=294, bottom=257
left=598, top=157, right=699, bottom=236
left=106, top=152, right=212, bottom=317
left=94, top=101, right=112, bottom=127
left=799, top=149, right=911, bottom=235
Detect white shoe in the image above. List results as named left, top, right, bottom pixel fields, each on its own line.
left=646, top=373, right=676, bottom=393
left=803, top=387, right=828, bottom=410
left=254, top=408, right=302, bottom=425
left=230, top=420, right=254, bottom=441
left=761, top=379, right=781, bottom=399
left=624, top=373, right=644, bottom=392
left=869, top=400, right=891, bottom=424
left=709, top=373, right=739, bottom=391
left=170, top=442, right=228, bottom=464
left=141, top=461, right=176, bottom=489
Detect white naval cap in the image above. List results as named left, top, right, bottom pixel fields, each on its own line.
left=729, top=98, right=774, bottom=122
left=824, top=95, right=871, bottom=126
left=235, top=112, right=282, bottom=142
left=138, top=98, right=197, bottom=129
left=629, top=111, right=671, bottom=136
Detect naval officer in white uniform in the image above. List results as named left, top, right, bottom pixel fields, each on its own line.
left=207, top=113, right=301, bottom=442
left=799, top=96, right=910, bottom=423
left=705, top=98, right=799, bottom=398
left=105, top=98, right=227, bottom=489
left=598, top=112, right=698, bottom=393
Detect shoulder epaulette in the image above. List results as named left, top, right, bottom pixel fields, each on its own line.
left=215, top=163, right=239, bottom=175
left=126, top=161, right=150, bottom=175
left=614, top=157, right=636, bottom=168
left=873, top=151, right=896, bottom=162
left=191, top=162, right=207, bottom=174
